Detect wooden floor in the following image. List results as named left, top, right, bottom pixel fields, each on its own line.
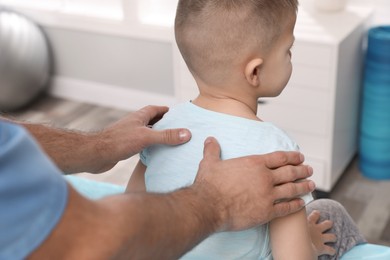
left=6, top=95, right=390, bottom=247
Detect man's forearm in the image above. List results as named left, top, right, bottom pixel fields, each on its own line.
left=0, top=117, right=105, bottom=174
left=107, top=186, right=220, bottom=259
left=1, top=107, right=192, bottom=174
left=30, top=184, right=220, bottom=259
left=23, top=122, right=108, bottom=174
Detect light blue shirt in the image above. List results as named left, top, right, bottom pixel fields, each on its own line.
left=0, top=121, right=68, bottom=260
left=141, top=102, right=313, bottom=260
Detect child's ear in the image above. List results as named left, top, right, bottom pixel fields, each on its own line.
left=244, top=58, right=263, bottom=87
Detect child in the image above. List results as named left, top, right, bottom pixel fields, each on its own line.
left=127, top=0, right=365, bottom=259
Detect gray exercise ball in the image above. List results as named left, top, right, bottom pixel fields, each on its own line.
left=0, top=7, right=51, bottom=111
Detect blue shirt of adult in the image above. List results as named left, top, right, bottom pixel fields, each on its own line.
left=0, top=121, right=68, bottom=259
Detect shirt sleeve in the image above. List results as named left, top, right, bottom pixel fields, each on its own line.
left=0, top=121, right=68, bottom=259
left=290, top=142, right=314, bottom=206
left=301, top=191, right=314, bottom=206
left=140, top=147, right=150, bottom=166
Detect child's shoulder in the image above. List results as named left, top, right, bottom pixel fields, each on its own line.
left=258, top=122, right=300, bottom=151
left=151, top=102, right=194, bottom=129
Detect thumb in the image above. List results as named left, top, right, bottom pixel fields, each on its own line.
left=149, top=128, right=191, bottom=146
left=202, top=137, right=222, bottom=162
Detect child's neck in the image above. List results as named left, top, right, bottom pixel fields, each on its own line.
left=192, top=94, right=261, bottom=121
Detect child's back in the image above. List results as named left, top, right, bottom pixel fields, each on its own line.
left=129, top=0, right=317, bottom=259
left=143, top=102, right=312, bottom=259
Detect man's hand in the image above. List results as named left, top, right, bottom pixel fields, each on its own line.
left=193, top=137, right=316, bottom=232
left=4, top=106, right=191, bottom=174
left=93, top=106, right=192, bottom=173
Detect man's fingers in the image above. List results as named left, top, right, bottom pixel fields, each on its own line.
left=139, top=105, right=169, bottom=125
left=148, top=128, right=191, bottom=146
left=272, top=165, right=313, bottom=185
left=273, top=181, right=315, bottom=202
left=202, top=137, right=221, bottom=161
left=263, top=151, right=304, bottom=169
left=138, top=106, right=192, bottom=146
left=272, top=198, right=305, bottom=218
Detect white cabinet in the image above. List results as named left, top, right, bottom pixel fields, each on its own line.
left=258, top=3, right=372, bottom=191
left=175, top=3, right=372, bottom=192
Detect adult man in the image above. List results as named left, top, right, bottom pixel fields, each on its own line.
left=0, top=105, right=315, bottom=259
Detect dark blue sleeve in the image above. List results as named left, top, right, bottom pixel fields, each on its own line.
left=0, top=121, right=68, bottom=259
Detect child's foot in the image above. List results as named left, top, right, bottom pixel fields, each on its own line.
left=307, top=210, right=337, bottom=257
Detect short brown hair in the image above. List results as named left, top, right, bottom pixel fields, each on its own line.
left=175, top=0, right=298, bottom=85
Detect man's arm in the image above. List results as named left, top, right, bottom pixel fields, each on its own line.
left=30, top=184, right=220, bottom=259
left=1, top=106, right=191, bottom=174
left=20, top=123, right=108, bottom=174
left=30, top=138, right=315, bottom=259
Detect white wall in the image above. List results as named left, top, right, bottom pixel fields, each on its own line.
left=45, top=27, right=174, bottom=96
left=42, top=26, right=177, bottom=111
left=350, top=0, right=390, bottom=25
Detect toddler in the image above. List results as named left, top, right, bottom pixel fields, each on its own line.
left=127, top=1, right=365, bottom=259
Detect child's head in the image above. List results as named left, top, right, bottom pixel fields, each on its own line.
left=175, top=0, right=298, bottom=98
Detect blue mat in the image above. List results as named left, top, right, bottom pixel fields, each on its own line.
left=341, top=243, right=390, bottom=260
left=64, top=175, right=125, bottom=200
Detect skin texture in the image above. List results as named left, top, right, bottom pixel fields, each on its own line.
left=271, top=209, right=315, bottom=260
left=3, top=106, right=191, bottom=174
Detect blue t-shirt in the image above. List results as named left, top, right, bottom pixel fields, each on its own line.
left=0, top=121, right=68, bottom=260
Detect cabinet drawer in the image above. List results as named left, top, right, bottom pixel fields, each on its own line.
left=290, top=65, right=331, bottom=90
left=305, top=158, right=327, bottom=191
left=258, top=103, right=329, bottom=136
left=292, top=42, right=333, bottom=69
left=287, top=130, right=329, bottom=160
left=262, top=85, right=331, bottom=111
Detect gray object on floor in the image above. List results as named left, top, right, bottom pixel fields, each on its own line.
left=0, top=7, right=51, bottom=111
